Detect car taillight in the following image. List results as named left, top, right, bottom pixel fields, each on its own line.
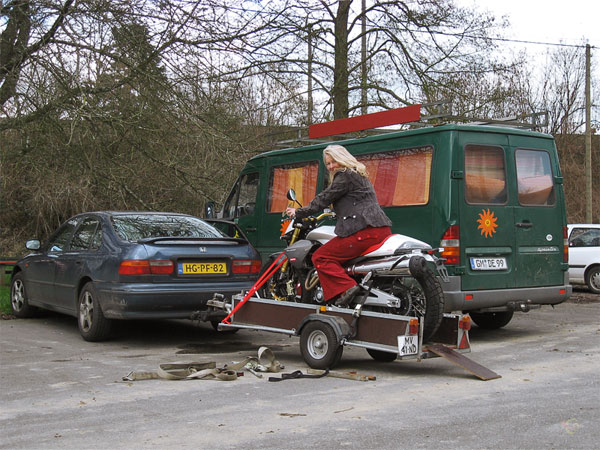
left=149, top=260, right=174, bottom=274
left=440, top=225, right=460, bottom=265
left=119, top=260, right=174, bottom=275
left=563, top=226, right=569, bottom=263
left=232, top=259, right=262, bottom=274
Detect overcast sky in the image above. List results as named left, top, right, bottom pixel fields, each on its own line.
left=456, top=0, right=598, bottom=47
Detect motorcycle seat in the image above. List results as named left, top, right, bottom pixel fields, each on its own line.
left=360, top=234, right=396, bottom=256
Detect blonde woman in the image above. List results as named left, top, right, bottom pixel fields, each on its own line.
left=286, top=144, right=392, bottom=306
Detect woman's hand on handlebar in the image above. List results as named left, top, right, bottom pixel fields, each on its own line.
left=285, top=207, right=297, bottom=218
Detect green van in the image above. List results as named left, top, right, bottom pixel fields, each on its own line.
left=216, top=124, right=572, bottom=328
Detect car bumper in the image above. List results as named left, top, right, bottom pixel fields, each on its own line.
left=441, top=275, right=572, bottom=312
left=95, top=281, right=255, bottom=320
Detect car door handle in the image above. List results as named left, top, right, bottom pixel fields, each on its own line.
left=245, top=227, right=257, bottom=232
left=516, top=222, right=533, bottom=228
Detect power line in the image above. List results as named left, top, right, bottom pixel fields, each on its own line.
left=419, top=29, right=595, bottom=49
left=225, top=4, right=596, bottom=50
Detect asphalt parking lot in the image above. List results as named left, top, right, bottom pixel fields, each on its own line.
left=1, top=289, right=599, bottom=449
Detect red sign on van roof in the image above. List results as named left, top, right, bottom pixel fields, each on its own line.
left=308, top=104, right=421, bottom=139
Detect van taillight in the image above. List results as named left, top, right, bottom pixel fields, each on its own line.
left=440, top=225, right=460, bottom=265
left=563, top=226, right=569, bottom=263
left=232, top=259, right=262, bottom=274
left=119, top=260, right=174, bottom=275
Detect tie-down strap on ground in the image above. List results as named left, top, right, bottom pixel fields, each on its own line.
left=122, top=346, right=283, bottom=382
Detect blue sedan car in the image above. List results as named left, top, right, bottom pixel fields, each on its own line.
left=10, top=212, right=262, bottom=341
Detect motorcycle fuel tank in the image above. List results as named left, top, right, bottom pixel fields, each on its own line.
left=306, top=225, right=336, bottom=244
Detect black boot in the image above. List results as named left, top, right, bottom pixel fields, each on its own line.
left=335, top=285, right=361, bottom=307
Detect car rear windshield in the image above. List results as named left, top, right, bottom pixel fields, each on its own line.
left=111, top=214, right=227, bottom=241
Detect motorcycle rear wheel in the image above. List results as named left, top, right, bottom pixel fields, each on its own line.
left=371, top=257, right=444, bottom=343
left=406, top=256, right=445, bottom=342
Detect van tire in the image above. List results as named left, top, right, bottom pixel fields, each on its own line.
left=366, top=348, right=397, bottom=362
left=469, top=311, right=514, bottom=329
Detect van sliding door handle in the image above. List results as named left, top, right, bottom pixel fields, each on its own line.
left=245, top=227, right=257, bottom=232
left=516, top=222, right=533, bottom=228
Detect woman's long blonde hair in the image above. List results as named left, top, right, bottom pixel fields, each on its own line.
left=323, top=144, right=368, bottom=181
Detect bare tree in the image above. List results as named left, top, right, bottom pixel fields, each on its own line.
left=210, top=0, right=509, bottom=121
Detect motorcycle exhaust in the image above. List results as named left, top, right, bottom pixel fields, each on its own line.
left=346, top=255, right=412, bottom=276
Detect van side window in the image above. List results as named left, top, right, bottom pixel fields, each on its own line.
left=268, top=162, right=319, bottom=212
left=464, top=145, right=507, bottom=204
left=515, top=149, right=555, bottom=206
left=223, top=172, right=259, bottom=218
left=357, top=146, right=433, bottom=206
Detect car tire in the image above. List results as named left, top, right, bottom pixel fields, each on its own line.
left=469, top=311, right=514, bottom=330
left=78, top=282, right=112, bottom=342
left=585, top=266, right=600, bottom=294
left=10, top=272, right=39, bottom=318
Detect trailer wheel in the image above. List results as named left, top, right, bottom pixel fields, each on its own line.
left=300, top=321, right=343, bottom=369
left=366, top=348, right=397, bottom=362
left=469, top=311, right=514, bottom=329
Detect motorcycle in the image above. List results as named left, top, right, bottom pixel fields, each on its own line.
left=261, top=189, right=447, bottom=347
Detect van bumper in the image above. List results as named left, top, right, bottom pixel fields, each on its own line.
left=441, top=275, right=572, bottom=312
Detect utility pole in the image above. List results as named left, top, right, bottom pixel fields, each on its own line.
left=361, top=0, right=367, bottom=115
left=307, top=23, right=313, bottom=126
left=585, top=44, right=592, bottom=222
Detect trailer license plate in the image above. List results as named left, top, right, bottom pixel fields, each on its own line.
left=178, top=262, right=227, bottom=275
left=470, top=257, right=507, bottom=271
left=398, top=335, right=418, bottom=356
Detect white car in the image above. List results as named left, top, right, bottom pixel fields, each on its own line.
left=567, top=224, right=600, bottom=294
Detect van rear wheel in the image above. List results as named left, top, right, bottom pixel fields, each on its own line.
left=469, top=311, right=514, bottom=329
left=366, top=348, right=397, bottom=362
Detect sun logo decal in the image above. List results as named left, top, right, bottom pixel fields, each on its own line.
left=477, top=209, right=498, bottom=238
left=280, top=219, right=292, bottom=236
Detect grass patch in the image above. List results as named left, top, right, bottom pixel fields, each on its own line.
left=0, top=285, right=11, bottom=315
left=1, top=270, right=12, bottom=314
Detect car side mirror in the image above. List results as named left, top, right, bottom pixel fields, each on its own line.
left=26, top=239, right=41, bottom=251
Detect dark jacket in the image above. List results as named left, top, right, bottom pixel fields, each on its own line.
left=295, top=169, right=392, bottom=237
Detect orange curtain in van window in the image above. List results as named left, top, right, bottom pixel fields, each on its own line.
left=360, top=148, right=431, bottom=206
left=393, top=151, right=431, bottom=205
left=269, top=163, right=319, bottom=212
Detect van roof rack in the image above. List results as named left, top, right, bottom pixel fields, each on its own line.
left=271, top=102, right=548, bottom=148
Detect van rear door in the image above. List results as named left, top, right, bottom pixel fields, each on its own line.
left=458, top=131, right=566, bottom=292
left=509, top=135, right=565, bottom=287
left=459, top=133, right=516, bottom=291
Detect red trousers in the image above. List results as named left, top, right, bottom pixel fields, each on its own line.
left=312, top=226, right=391, bottom=301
